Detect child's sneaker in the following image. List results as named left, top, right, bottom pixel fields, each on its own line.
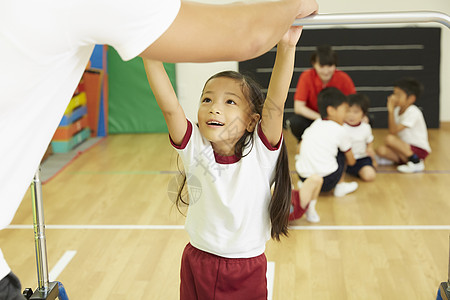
left=397, top=160, right=424, bottom=173
left=305, top=199, right=320, bottom=223
left=375, top=155, right=394, bottom=166
left=333, top=182, right=358, bottom=197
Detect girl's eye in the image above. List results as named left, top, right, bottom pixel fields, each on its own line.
left=226, top=99, right=236, bottom=105
left=202, top=98, right=211, bottom=103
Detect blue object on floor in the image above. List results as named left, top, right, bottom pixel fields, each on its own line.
left=437, top=288, right=443, bottom=300
left=57, top=282, right=69, bottom=300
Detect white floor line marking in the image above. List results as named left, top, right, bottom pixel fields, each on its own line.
left=6, top=224, right=450, bottom=230
left=49, top=250, right=77, bottom=281
left=267, top=261, right=275, bottom=300
left=7, top=224, right=185, bottom=230
left=290, top=225, right=450, bottom=230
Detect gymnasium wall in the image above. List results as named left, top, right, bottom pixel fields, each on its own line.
left=239, top=27, right=441, bottom=128
left=175, top=0, right=450, bottom=124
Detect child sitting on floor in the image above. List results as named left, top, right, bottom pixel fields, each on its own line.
left=375, top=77, right=431, bottom=173
left=344, top=93, right=376, bottom=181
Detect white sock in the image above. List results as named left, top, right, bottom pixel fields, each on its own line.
left=306, top=199, right=320, bottom=223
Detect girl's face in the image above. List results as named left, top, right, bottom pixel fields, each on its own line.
left=312, top=61, right=336, bottom=84
left=198, top=77, right=259, bottom=155
left=346, top=105, right=365, bottom=126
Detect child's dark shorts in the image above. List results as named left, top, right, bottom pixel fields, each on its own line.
left=299, top=151, right=346, bottom=192
left=346, top=156, right=374, bottom=177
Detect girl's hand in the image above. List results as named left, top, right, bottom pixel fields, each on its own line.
left=279, top=26, right=303, bottom=48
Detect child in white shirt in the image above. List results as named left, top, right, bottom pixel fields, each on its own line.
left=376, top=78, right=431, bottom=173
left=145, top=26, right=323, bottom=299
left=295, top=87, right=358, bottom=200
left=344, top=93, right=376, bottom=181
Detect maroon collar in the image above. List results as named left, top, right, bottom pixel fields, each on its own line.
left=345, top=122, right=362, bottom=127
left=213, top=151, right=240, bottom=164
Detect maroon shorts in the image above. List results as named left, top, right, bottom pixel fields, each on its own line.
left=289, top=189, right=309, bottom=221
left=410, top=145, right=429, bottom=160
left=180, top=243, right=268, bottom=300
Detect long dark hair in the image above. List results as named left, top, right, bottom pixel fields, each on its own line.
left=175, top=71, right=291, bottom=241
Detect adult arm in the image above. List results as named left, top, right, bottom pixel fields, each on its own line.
left=294, top=100, right=321, bottom=120
left=143, top=60, right=187, bottom=145
left=261, top=26, right=303, bottom=145
left=140, top=0, right=318, bottom=62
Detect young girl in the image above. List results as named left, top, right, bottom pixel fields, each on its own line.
left=344, top=93, right=377, bottom=181
left=144, top=26, right=318, bottom=299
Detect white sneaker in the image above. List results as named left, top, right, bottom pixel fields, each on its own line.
left=334, top=182, right=358, bottom=197
left=397, top=160, right=424, bottom=173
left=375, top=155, right=394, bottom=166
left=305, top=199, right=320, bottom=223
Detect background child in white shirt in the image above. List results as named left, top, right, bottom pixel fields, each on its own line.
left=295, top=87, right=358, bottom=201
left=375, top=78, right=431, bottom=173
left=344, top=93, right=376, bottom=181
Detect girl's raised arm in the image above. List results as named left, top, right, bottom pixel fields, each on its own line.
left=143, top=59, right=187, bottom=145
left=261, top=27, right=302, bottom=146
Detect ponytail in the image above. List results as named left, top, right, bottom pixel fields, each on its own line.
left=175, top=156, right=188, bottom=215
left=269, top=140, right=292, bottom=241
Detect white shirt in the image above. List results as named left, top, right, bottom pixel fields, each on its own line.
left=173, top=120, right=281, bottom=258
left=296, top=119, right=351, bottom=178
left=344, top=122, right=374, bottom=159
left=0, top=0, right=180, bottom=280
left=394, top=105, right=431, bottom=153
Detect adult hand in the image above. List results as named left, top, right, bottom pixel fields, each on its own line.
left=289, top=0, right=319, bottom=19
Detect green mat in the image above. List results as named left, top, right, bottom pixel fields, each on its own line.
left=107, top=47, right=176, bottom=133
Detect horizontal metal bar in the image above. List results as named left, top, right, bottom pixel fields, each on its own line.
left=294, top=11, right=450, bottom=29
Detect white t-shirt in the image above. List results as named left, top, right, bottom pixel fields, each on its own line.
left=296, top=119, right=352, bottom=178
left=344, top=122, right=374, bottom=160
left=394, top=105, right=431, bottom=153
left=173, top=120, right=282, bottom=258
left=0, top=0, right=180, bottom=280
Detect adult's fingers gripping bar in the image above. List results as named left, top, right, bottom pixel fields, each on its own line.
left=294, top=11, right=450, bottom=29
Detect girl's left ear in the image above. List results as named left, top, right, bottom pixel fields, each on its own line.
left=246, top=113, right=261, bottom=132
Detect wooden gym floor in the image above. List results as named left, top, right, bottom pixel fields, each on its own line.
left=1, top=124, right=449, bottom=299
